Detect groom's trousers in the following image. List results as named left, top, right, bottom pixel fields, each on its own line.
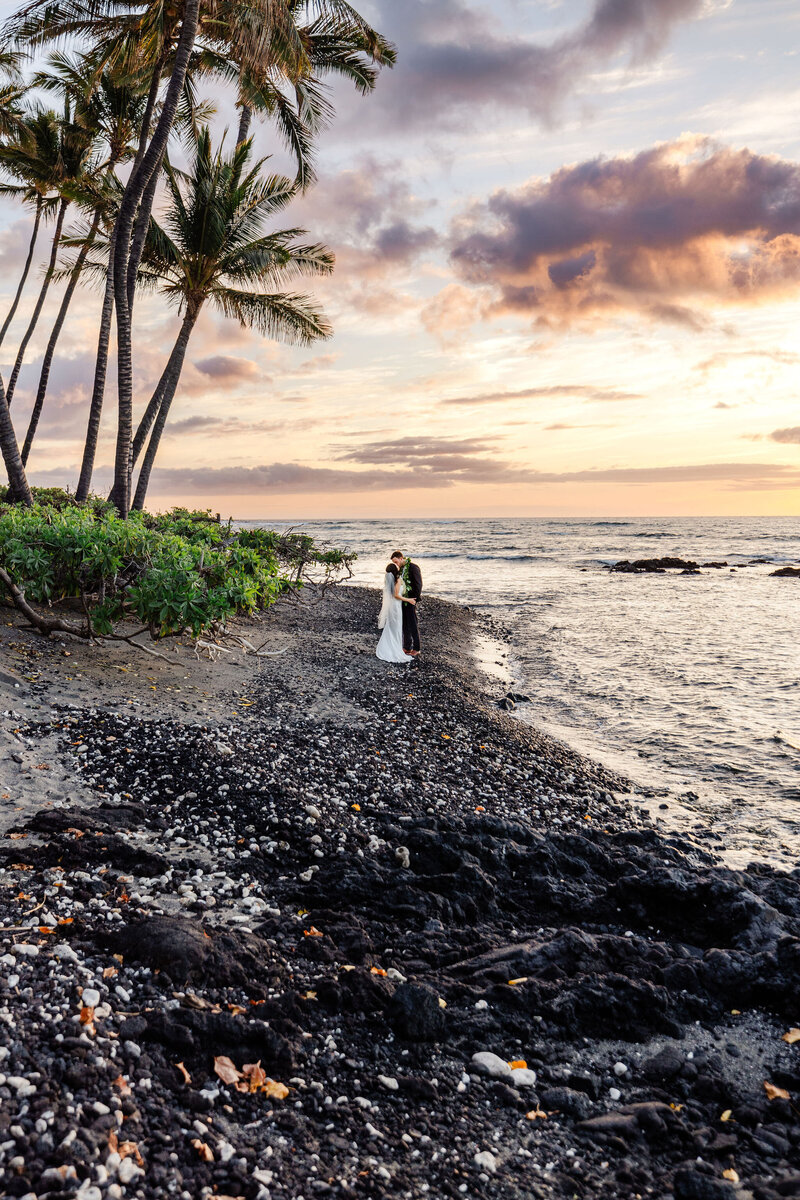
left=402, top=602, right=420, bottom=653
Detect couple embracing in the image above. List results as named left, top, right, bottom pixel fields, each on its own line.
left=376, top=550, right=422, bottom=664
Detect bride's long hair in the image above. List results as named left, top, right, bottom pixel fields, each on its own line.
left=378, top=568, right=396, bottom=629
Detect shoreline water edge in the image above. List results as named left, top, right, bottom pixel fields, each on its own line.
left=1, top=586, right=799, bottom=1200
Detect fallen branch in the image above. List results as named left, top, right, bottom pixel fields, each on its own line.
left=0, top=566, right=90, bottom=639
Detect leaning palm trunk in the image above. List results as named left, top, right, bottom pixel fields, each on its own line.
left=131, top=349, right=173, bottom=467
left=236, top=104, right=252, bottom=146
left=21, top=208, right=102, bottom=466
left=76, top=237, right=116, bottom=503
left=0, top=374, right=32, bottom=505
left=5, top=197, right=68, bottom=408
left=109, top=0, right=200, bottom=519
left=126, top=148, right=166, bottom=312
left=131, top=309, right=198, bottom=512
left=0, top=196, right=43, bottom=351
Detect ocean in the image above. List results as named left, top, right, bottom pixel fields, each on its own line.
left=242, top=517, right=800, bottom=868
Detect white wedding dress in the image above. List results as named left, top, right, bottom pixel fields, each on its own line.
left=376, top=571, right=409, bottom=663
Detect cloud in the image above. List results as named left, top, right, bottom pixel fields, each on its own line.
left=769, top=427, right=800, bottom=445
left=366, top=0, right=706, bottom=130
left=695, top=348, right=800, bottom=374
left=440, top=385, right=642, bottom=405
left=193, top=355, right=262, bottom=382
left=131, top=456, right=800, bottom=495
left=447, top=138, right=800, bottom=329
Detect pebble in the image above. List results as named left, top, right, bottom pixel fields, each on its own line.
left=471, top=1052, right=513, bottom=1082
left=378, top=1074, right=399, bottom=1090
left=81, top=987, right=101, bottom=1008
left=474, top=1150, right=498, bottom=1174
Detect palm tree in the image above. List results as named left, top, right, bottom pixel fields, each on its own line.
left=0, top=47, right=28, bottom=140
left=2, top=102, right=96, bottom=408
left=0, top=110, right=62, bottom=350
left=9, top=0, right=392, bottom=514
left=129, top=126, right=332, bottom=511
left=0, top=374, right=32, bottom=504
left=20, top=57, right=149, bottom=467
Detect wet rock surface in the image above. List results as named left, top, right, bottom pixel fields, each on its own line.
left=0, top=587, right=799, bottom=1199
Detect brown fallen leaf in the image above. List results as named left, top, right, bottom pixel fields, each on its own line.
left=240, top=1062, right=268, bottom=1093
left=370, top=967, right=387, bottom=977
left=764, top=1081, right=790, bottom=1101
left=782, top=1028, right=800, bottom=1045
left=176, top=1061, right=192, bottom=1085
left=102, top=966, right=118, bottom=979
left=719, top=1110, right=733, bottom=1122
left=264, top=1079, right=289, bottom=1100
left=509, top=1060, right=527, bottom=1070
left=191, top=1138, right=214, bottom=1163
left=8, top=832, right=27, bottom=840
left=79, top=1005, right=95, bottom=1025
left=526, top=1108, right=548, bottom=1120
left=722, top=1169, right=740, bottom=1183
left=508, top=977, right=528, bottom=986
left=303, top=926, right=323, bottom=938
left=214, top=1055, right=242, bottom=1086
left=112, top=1074, right=131, bottom=1095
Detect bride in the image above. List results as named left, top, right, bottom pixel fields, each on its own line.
left=376, top=556, right=414, bottom=663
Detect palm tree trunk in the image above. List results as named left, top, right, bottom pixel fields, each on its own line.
left=0, top=373, right=32, bottom=505
left=0, top=196, right=43, bottom=351
left=126, top=146, right=165, bottom=312
left=237, top=104, right=252, bottom=145
left=131, top=353, right=172, bottom=466
left=5, top=197, right=68, bottom=408
left=109, top=0, right=200, bottom=518
left=76, top=237, right=116, bottom=503
left=131, top=309, right=198, bottom=512
left=21, top=208, right=102, bottom=466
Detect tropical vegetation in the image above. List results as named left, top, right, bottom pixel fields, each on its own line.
left=0, top=0, right=394, bottom=637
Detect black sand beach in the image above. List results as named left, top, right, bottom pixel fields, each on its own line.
left=1, top=587, right=799, bottom=1200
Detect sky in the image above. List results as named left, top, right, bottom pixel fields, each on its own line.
left=1, top=0, right=800, bottom=518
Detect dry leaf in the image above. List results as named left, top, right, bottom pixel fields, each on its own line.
left=782, top=1028, right=800, bottom=1045
left=103, top=966, right=118, bottom=979
left=304, top=991, right=317, bottom=1001
left=722, top=1169, right=740, bottom=1183
left=57, top=917, right=74, bottom=925
left=730, top=1009, right=741, bottom=1015
left=351, top=803, right=361, bottom=811
left=8, top=832, right=27, bottom=840
left=80, top=1005, right=95, bottom=1025
left=191, top=1138, right=214, bottom=1163
left=720, top=1110, right=733, bottom=1122
left=764, top=1081, right=790, bottom=1101
left=240, top=1062, right=268, bottom=1093
left=176, top=1061, right=192, bottom=1085
left=119, top=1141, right=143, bottom=1166
left=370, top=967, right=387, bottom=977
left=38, top=926, right=55, bottom=934
left=214, top=1055, right=242, bottom=1086
left=526, top=1108, right=547, bottom=1120
left=508, top=977, right=528, bottom=986
left=264, top=1079, right=289, bottom=1100
left=228, top=1003, right=247, bottom=1015
left=11, top=864, right=32, bottom=871
left=303, top=926, right=323, bottom=938
left=509, top=1059, right=527, bottom=1070
left=438, top=997, right=447, bottom=1009
left=112, top=1074, right=131, bottom=1095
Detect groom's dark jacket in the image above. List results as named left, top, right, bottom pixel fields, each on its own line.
left=405, top=561, right=423, bottom=602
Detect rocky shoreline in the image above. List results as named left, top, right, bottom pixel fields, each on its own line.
left=1, top=587, right=799, bottom=1200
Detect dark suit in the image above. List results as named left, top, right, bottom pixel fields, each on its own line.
left=402, top=561, right=422, bottom=653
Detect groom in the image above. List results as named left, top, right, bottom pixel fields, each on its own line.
left=391, top=551, right=422, bottom=657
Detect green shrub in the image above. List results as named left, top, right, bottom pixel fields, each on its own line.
left=0, top=501, right=354, bottom=640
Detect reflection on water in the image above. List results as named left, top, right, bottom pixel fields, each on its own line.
left=240, top=517, right=800, bottom=867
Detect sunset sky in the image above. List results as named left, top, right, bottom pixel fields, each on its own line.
left=1, top=0, right=799, bottom=517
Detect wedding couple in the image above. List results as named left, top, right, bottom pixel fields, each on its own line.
left=376, top=551, right=422, bottom=664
